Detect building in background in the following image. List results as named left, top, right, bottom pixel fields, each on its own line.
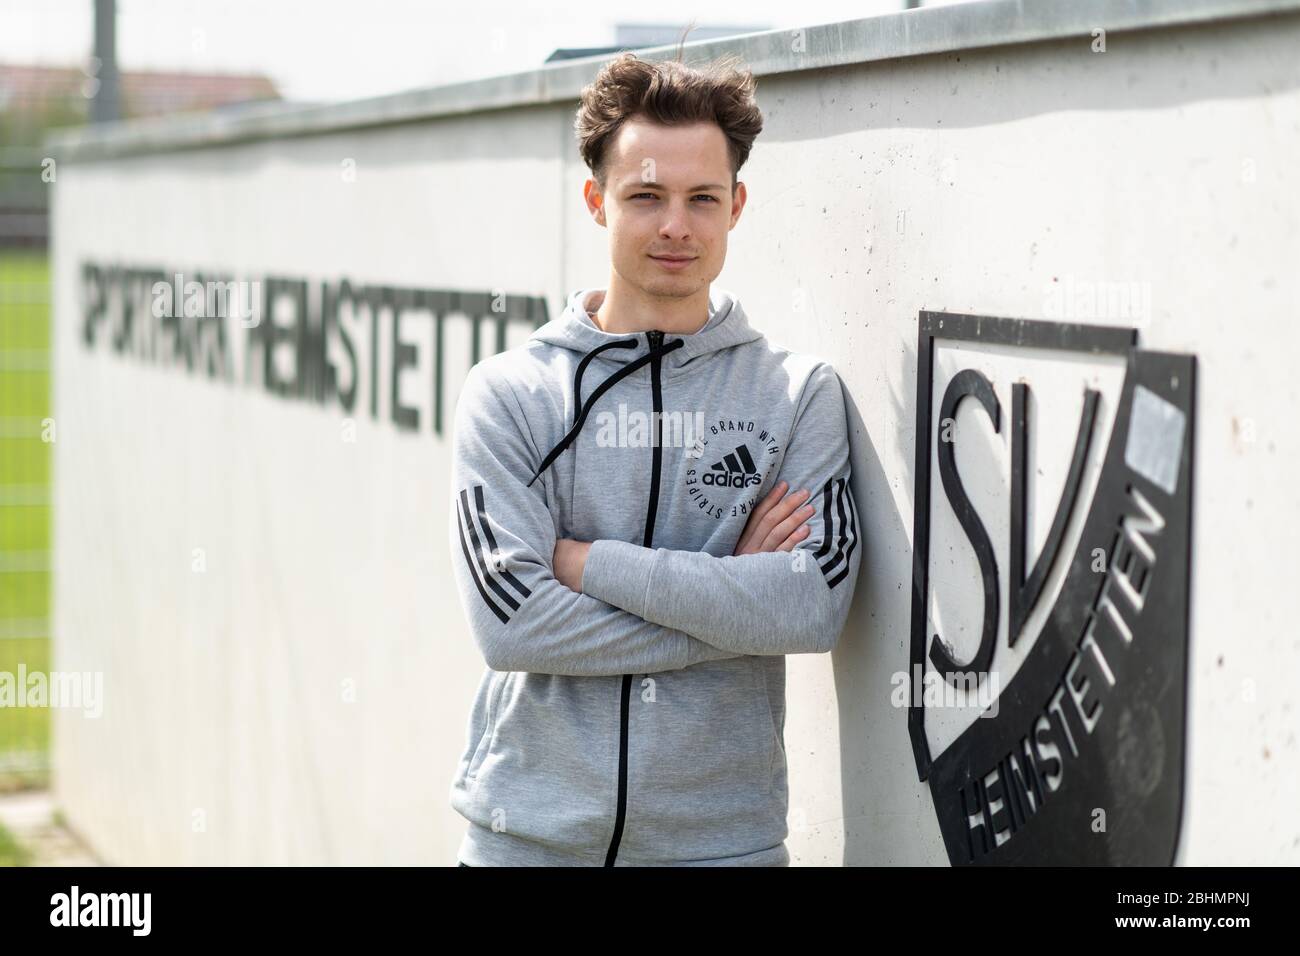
left=0, top=63, right=283, bottom=249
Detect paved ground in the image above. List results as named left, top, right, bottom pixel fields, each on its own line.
left=0, top=790, right=101, bottom=866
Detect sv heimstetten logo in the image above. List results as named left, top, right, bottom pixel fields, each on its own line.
left=908, top=310, right=1194, bottom=866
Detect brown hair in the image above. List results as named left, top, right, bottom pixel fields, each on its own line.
left=573, top=42, right=764, bottom=191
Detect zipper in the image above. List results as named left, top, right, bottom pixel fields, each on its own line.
left=604, top=328, right=666, bottom=866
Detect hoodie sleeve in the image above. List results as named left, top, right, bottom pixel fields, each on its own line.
left=581, top=361, right=861, bottom=656
left=449, top=361, right=746, bottom=677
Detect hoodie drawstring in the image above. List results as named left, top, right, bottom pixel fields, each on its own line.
left=526, top=336, right=685, bottom=488
left=573, top=339, right=638, bottom=429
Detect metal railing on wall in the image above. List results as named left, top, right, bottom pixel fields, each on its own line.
left=0, top=147, right=49, bottom=251
left=0, top=251, right=51, bottom=783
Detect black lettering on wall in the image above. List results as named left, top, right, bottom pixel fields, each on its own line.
left=932, top=367, right=1001, bottom=681
left=76, top=260, right=548, bottom=439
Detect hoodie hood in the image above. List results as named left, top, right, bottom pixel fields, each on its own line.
left=530, top=286, right=763, bottom=371
left=523, top=286, right=764, bottom=488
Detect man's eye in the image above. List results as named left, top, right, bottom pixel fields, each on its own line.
left=629, top=194, right=718, bottom=202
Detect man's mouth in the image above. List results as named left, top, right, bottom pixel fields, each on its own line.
left=650, top=254, right=696, bottom=270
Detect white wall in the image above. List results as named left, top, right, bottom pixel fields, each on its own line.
left=48, top=7, right=1300, bottom=864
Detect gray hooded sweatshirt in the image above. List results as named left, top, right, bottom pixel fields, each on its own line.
left=447, top=285, right=861, bottom=866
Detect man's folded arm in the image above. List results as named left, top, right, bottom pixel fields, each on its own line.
left=582, top=362, right=862, bottom=656
left=448, top=362, right=745, bottom=677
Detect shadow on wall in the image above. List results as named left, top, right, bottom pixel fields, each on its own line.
left=822, top=351, right=940, bottom=865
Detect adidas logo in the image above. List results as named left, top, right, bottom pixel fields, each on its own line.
left=702, top=444, right=763, bottom=488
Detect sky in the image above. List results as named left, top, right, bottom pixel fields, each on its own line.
left=0, top=0, right=976, bottom=104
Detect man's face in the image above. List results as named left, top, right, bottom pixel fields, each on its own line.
left=585, top=115, right=746, bottom=300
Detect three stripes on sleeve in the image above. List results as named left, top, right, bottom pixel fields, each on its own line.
left=455, top=485, right=531, bottom=625
left=813, top=477, right=859, bottom=590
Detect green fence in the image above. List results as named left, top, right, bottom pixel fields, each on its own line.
left=0, top=252, right=51, bottom=789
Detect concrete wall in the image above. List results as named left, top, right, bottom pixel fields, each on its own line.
left=45, top=0, right=1300, bottom=864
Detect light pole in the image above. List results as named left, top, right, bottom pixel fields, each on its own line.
left=90, top=0, right=120, bottom=124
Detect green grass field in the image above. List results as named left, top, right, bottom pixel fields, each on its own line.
left=0, top=251, right=52, bottom=790
left=0, top=818, right=32, bottom=866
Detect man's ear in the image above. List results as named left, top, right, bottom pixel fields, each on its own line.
left=730, top=181, right=748, bottom=229
left=583, top=178, right=607, bottom=227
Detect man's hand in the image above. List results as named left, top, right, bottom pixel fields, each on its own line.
left=733, top=480, right=814, bottom=555
left=552, top=481, right=812, bottom=592
left=553, top=539, right=592, bottom=592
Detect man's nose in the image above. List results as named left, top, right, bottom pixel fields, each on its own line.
left=658, top=200, right=692, bottom=239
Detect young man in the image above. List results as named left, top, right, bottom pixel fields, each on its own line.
left=448, top=51, right=860, bottom=866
